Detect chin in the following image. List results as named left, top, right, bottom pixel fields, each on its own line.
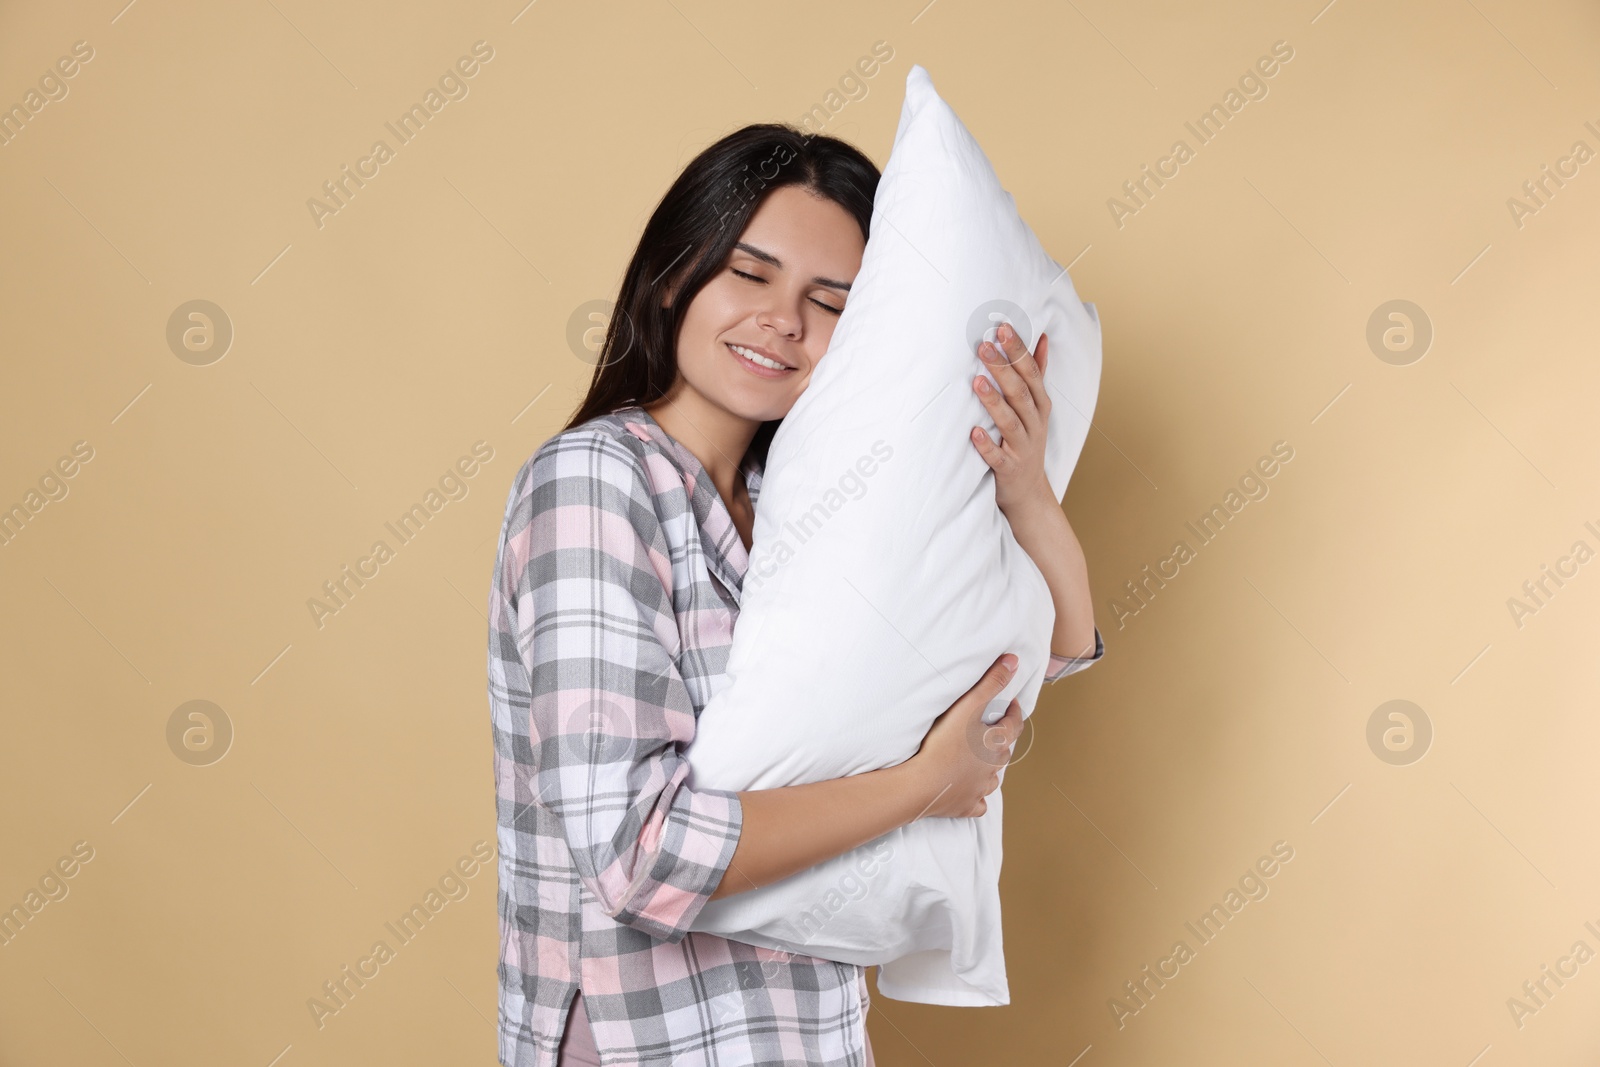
left=724, top=385, right=801, bottom=424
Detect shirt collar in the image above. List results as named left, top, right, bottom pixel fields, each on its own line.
left=616, top=405, right=763, bottom=604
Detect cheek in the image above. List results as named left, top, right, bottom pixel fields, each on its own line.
left=810, top=321, right=841, bottom=362
left=678, top=281, right=743, bottom=347
left=687, top=275, right=746, bottom=321
left=673, top=292, right=722, bottom=363
left=815, top=318, right=835, bottom=344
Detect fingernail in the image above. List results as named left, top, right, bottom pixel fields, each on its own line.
left=1001, top=654, right=1018, bottom=673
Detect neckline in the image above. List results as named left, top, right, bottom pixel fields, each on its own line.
left=617, top=405, right=759, bottom=594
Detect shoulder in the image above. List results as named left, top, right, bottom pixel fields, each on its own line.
left=511, top=410, right=656, bottom=507
left=494, top=411, right=683, bottom=563
left=496, top=411, right=676, bottom=598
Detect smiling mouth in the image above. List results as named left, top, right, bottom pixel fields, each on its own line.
left=726, top=343, right=796, bottom=372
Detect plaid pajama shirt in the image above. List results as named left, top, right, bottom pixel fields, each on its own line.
left=487, top=405, right=1104, bottom=1067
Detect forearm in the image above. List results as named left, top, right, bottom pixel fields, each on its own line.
left=710, top=760, right=933, bottom=900
left=1006, top=494, right=1098, bottom=659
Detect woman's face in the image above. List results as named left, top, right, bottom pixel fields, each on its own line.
left=667, top=183, right=866, bottom=424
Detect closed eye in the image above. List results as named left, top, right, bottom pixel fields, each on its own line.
left=731, top=268, right=844, bottom=316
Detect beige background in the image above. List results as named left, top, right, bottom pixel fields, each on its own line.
left=3, top=0, right=1598, bottom=1063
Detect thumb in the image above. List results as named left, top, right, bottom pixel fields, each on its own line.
left=965, top=661, right=1020, bottom=764
left=966, top=653, right=1018, bottom=722
left=988, top=653, right=1018, bottom=697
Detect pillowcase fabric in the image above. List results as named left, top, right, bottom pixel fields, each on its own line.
left=682, top=64, right=1104, bottom=1007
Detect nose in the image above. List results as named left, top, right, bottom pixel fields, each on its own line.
left=755, top=291, right=803, bottom=340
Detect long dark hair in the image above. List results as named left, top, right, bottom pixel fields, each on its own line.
left=561, top=123, right=880, bottom=467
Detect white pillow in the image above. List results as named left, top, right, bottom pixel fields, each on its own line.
left=683, top=64, right=1103, bottom=1007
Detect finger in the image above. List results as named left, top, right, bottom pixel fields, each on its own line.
left=973, top=372, right=1025, bottom=440
left=980, top=327, right=1039, bottom=424
left=977, top=725, right=1015, bottom=770
left=999, top=324, right=1050, bottom=417
left=965, top=653, right=1018, bottom=713
left=992, top=323, right=1045, bottom=401
left=996, top=699, right=1022, bottom=744
left=980, top=324, right=1037, bottom=419
left=1004, top=700, right=1025, bottom=744
left=969, top=424, right=1006, bottom=472
left=989, top=653, right=1019, bottom=693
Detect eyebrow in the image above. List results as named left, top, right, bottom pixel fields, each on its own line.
left=732, top=241, right=853, bottom=292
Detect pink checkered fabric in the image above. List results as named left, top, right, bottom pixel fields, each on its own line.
left=487, top=406, right=1102, bottom=1066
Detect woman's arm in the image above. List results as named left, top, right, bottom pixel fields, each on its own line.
left=710, top=651, right=1023, bottom=900
left=496, top=430, right=1025, bottom=928
left=496, top=432, right=749, bottom=942
left=1002, top=494, right=1099, bottom=661
left=969, top=322, right=1104, bottom=672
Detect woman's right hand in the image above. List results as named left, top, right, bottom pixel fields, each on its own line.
left=906, top=653, right=1024, bottom=818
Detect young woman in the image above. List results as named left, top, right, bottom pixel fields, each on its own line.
left=487, top=124, right=1103, bottom=1067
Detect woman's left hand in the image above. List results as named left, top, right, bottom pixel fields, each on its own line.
left=969, top=322, right=1055, bottom=516
left=969, top=322, right=1097, bottom=660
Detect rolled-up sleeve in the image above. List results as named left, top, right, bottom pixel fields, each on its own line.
left=1043, top=625, right=1105, bottom=683
left=492, top=430, right=744, bottom=943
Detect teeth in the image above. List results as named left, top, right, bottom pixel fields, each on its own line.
left=730, top=344, right=790, bottom=370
